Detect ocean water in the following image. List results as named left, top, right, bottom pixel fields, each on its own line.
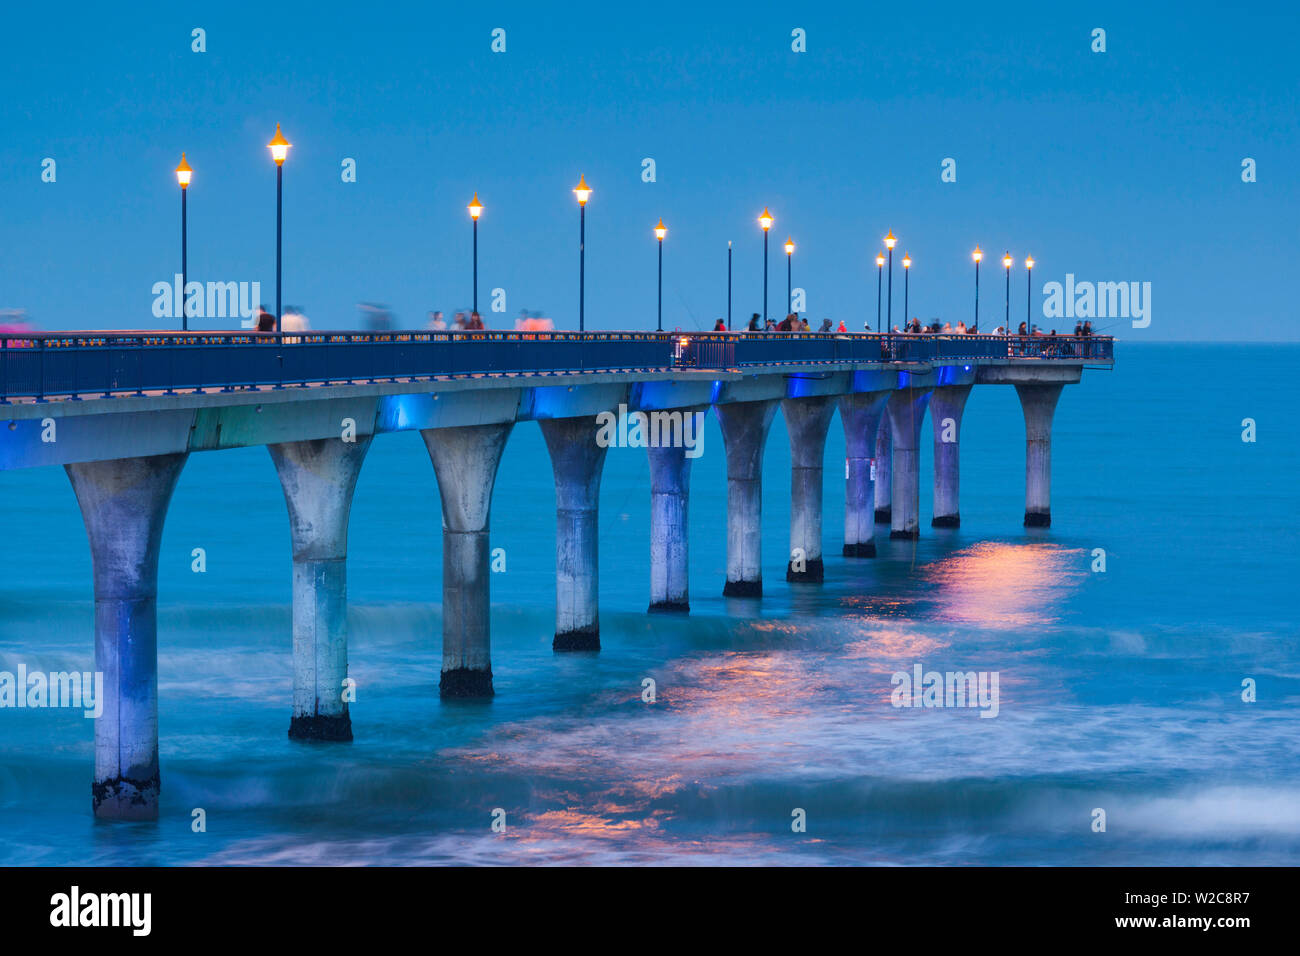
left=1, top=343, right=1297, bottom=866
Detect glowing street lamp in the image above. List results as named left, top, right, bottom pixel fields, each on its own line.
left=759, top=207, right=773, bottom=323
left=875, top=253, right=885, bottom=332
left=655, top=218, right=666, bottom=332
left=972, top=246, right=983, bottom=329
left=1025, top=255, right=1035, bottom=332
left=175, top=154, right=192, bottom=331
left=574, top=175, right=591, bottom=331
left=884, top=230, right=897, bottom=330
left=468, top=193, right=483, bottom=315
left=268, top=125, right=290, bottom=164
left=1003, top=252, right=1013, bottom=330
left=267, top=124, right=291, bottom=332
left=784, top=237, right=795, bottom=315
left=902, top=253, right=912, bottom=331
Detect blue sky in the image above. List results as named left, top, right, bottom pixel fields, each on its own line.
left=0, top=0, right=1295, bottom=339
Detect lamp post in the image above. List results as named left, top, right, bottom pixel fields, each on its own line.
left=468, top=193, right=483, bottom=315
left=727, top=241, right=732, bottom=330
left=175, top=154, right=192, bottom=331
left=574, top=175, right=591, bottom=331
left=268, top=124, right=291, bottom=332
left=1025, top=256, right=1035, bottom=333
left=759, top=208, right=773, bottom=323
left=902, top=252, right=911, bottom=330
left=972, top=246, right=983, bottom=330
left=784, top=237, right=794, bottom=316
left=875, top=253, right=885, bottom=332
left=1003, top=252, right=1013, bottom=331
left=884, top=230, right=897, bottom=330
left=655, top=218, right=666, bottom=331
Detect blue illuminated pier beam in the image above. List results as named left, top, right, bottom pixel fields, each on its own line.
left=542, top=413, right=609, bottom=648
left=930, top=376, right=974, bottom=528
left=66, top=452, right=188, bottom=820
left=270, top=436, right=373, bottom=740
left=839, top=380, right=893, bottom=556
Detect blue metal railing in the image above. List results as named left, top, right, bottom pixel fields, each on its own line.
left=0, top=330, right=1113, bottom=402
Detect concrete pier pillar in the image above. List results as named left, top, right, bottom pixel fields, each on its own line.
left=837, top=391, right=890, bottom=557
left=782, top=395, right=836, bottom=582
left=540, top=416, right=608, bottom=649
left=421, top=422, right=513, bottom=697
left=715, top=399, right=778, bottom=597
left=929, top=385, right=973, bottom=528
left=874, top=416, right=892, bottom=523
left=647, top=419, right=698, bottom=612
left=886, top=388, right=932, bottom=539
left=1015, top=383, right=1064, bottom=527
left=269, top=437, right=372, bottom=741
left=66, top=452, right=187, bottom=821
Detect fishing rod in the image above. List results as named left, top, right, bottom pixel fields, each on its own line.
left=674, top=287, right=703, bottom=330
left=1089, top=320, right=1126, bottom=334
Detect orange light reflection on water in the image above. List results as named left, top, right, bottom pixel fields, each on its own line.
left=434, top=543, right=1082, bottom=854
left=921, top=541, right=1083, bottom=629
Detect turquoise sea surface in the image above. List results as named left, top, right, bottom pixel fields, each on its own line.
left=1, top=343, right=1296, bottom=865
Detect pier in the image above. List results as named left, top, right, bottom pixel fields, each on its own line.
left=0, top=329, right=1113, bottom=819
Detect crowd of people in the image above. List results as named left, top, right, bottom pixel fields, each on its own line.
left=245, top=305, right=547, bottom=334
left=712, top=313, right=1099, bottom=338
left=425, top=310, right=487, bottom=331
left=240, top=303, right=1100, bottom=349
left=728, top=313, right=851, bottom=332
left=423, top=309, right=561, bottom=331
left=250, top=305, right=310, bottom=331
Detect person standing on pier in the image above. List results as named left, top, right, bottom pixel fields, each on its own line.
left=748, top=313, right=761, bottom=331
left=714, top=319, right=727, bottom=331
